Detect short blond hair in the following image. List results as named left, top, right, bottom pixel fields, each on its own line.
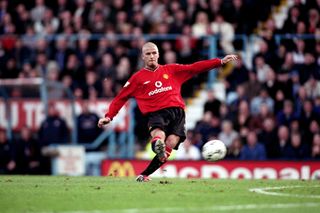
left=142, top=42, right=158, bottom=53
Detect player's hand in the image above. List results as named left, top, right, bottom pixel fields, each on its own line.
left=221, top=54, right=238, bottom=65
left=98, top=117, right=111, bottom=128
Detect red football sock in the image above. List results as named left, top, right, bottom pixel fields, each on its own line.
left=151, top=136, right=162, bottom=143
left=165, top=146, right=172, bottom=158
left=151, top=136, right=163, bottom=153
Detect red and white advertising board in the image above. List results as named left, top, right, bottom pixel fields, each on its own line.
left=52, top=145, right=86, bottom=176
left=0, top=99, right=130, bottom=131
left=101, top=160, right=320, bottom=180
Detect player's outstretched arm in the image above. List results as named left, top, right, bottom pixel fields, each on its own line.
left=221, top=54, right=238, bottom=65
left=97, top=117, right=111, bottom=128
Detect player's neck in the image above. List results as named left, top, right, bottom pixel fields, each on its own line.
left=144, top=65, right=159, bottom=72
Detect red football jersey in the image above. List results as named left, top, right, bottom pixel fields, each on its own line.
left=105, top=58, right=222, bottom=119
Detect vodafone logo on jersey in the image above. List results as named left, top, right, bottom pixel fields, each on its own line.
left=155, top=81, right=162, bottom=87
left=148, top=81, right=172, bottom=96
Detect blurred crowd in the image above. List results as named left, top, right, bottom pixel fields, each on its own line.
left=1, top=0, right=320, bottom=174
left=0, top=0, right=280, bottom=98
left=184, top=0, right=320, bottom=161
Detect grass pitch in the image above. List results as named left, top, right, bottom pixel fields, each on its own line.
left=0, top=176, right=319, bottom=213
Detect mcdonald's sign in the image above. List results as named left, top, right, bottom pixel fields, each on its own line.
left=101, top=160, right=148, bottom=177
left=101, top=160, right=320, bottom=179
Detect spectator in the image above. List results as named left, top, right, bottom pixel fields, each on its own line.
left=34, top=8, right=59, bottom=35
left=54, top=0, right=74, bottom=16
left=114, top=56, right=131, bottom=90
left=224, top=0, right=248, bottom=34
left=307, top=8, right=319, bottom=34
left=278, top=52, right=295, bottom=75
left=0, top=22, right=17, bottom=52
left=101, top=77, right=115, bottom=98
left=175, top=25, right=197, bottom=63
left=204, top=89, right=221, bottom=118
left=169, top=9, right=187, bottom=34
left=263, top=69, right=279, bottom=99
left=294, top=87, right=308, bottom=116
left=260, top=19, right=279, bottom=57
left=76, top=39, right=92, bottom=66
left=276, top=100, right=297, bottom=127
left=61, top=54, right=84, bottom=82
left=258, top=117, right=279, bottom=158
left=304, top=75, right=320, bottom=99
left=225, top=56, right=249, bottom=92
left=250, top=88, right=274, bottom=116
left=276, top=125, right=292, bottom=159
left=77, top=101, right=102, bottom=144
left=2, top=58, right=19, bottom=79
left=290, top=118, right=301, bottom=134
left=240, top=131, right=266, bottom=160
left=194, top=112, right=220, bottom=143
left=142, top=0, right=165, bottom=24
left=207, top=0, right=223, bottom=20
left=13, top=126, right=41, bottom=174
left=289, top=131, right=310, bottom=159
left=175, top=138, right=201, bottom=160
left=314, top=96, right=320, bottom=115
left=73, top=0, right=90, bottom=26
left=290, top=70, right=301, bottom=97
left=192, top=11, right=210, bottom=37
left=233, top=100, right=251, bottom=136
left=253, top=55, right=272, bottom=83
left=218, top=120, right=239, bottom=148
left=242, top=71, right=263, bottom=101
left=34, top=51, right=49, bottom=77
left=219, top=102, right=232, bottom=121
left=30, top=0, right=47, bottom=22
left=272, top=88, right=284, bottom=115
left=299, top=99, right=319, bottom=129
left=210, top=14, right=235, bottom=54
left=226, top=137, right=242, bottom=159
left=84, top=71, right=101, bottom=101
left=249, top=103, right=273, bottom=131
left=38, top=103, right=69, bottom=146
left=299, top=53, right=319, bottom=84
left=292, top=39, right=306, bottom=64
left=52, top=36, right=73, bottom=71
left=0, top=129, right=15, bottom=174
left=227, top=84, right=249, bottom=114
left=311, top=133, right=320, bottom=159
left=282, top=6, right=301, bottom=34
left=304, top=119, right=320, bottom=145
left=88, top=0, right=109, bottom=32
left=97, top=53, right=116, bottom=80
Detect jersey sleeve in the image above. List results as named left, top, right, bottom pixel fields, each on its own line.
left=105, top=76, right=137, bottom=120
left=171, top=58, right=222, bottom=82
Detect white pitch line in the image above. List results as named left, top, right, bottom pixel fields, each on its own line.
left=249, top=185, right=320, bottom=199
left=38, top=202, right=320, bottom=213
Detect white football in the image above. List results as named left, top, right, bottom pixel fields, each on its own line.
left=202, top=140, right=227, bottom=161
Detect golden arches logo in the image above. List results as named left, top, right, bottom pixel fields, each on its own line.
left=108, top=161, right=135, bottom=177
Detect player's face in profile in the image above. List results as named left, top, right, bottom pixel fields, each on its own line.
left=142, top=46, right=159, bottom=69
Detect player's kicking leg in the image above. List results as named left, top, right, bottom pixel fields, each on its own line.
left=136, top=134, right=179, bottom=182
left=136, top=129, right=166, bottom=182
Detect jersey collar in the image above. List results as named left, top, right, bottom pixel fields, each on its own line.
left=144, top=65, right=160, bottom=72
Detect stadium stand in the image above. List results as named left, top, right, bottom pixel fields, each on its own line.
left=0, top=0, right=320, bottom=174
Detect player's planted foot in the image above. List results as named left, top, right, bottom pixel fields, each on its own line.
left=154, top=139, right=167, bottom=162
left=136, top=175, right=151, bottom=182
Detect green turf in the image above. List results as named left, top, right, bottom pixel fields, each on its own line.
left=0, top=176, right=319, bottom=213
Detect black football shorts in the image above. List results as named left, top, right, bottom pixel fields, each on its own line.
left=147, top=107, right=186, bottom=149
